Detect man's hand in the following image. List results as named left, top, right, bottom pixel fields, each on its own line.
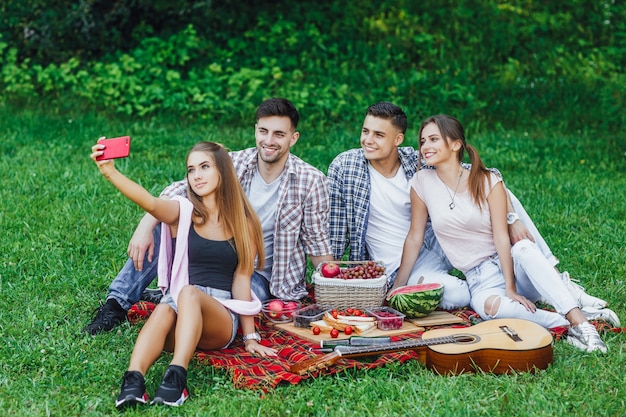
left=127, top=215, right=158, bottom=271
left=508, top=220, right=535, bottom=245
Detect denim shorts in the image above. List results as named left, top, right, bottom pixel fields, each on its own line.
left=160, top=285, right=239, bottom=348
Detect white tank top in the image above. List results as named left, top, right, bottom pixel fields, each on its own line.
left=411, top=169, right=501, bottom=273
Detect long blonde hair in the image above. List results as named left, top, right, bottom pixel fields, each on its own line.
left=419, top=114, right=491, bottom=208
left=185, top=142, right=265, bottom=274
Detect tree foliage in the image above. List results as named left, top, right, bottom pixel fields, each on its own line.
left=0, top=0, right=213, bottom=64
left=0, top=0, right=624, bottom=131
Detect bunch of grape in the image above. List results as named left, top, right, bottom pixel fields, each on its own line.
left=335, top=261, right=385, bottom=280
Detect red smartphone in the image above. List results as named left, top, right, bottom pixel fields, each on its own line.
left=96, top=136, right=131, bottom=160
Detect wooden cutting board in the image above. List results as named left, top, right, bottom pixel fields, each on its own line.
left=407, top=311, right=465, bottom=327
left=271, top=320, right=425, bottom=344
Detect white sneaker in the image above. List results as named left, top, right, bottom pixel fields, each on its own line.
left=561, top=272, right=607, bottom=309
left=566, top=321, right=608, bottom=353
left=581, top=306, right=621, bottom=328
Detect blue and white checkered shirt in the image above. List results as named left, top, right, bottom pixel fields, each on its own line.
left=327, top=147, right=421, bottom=261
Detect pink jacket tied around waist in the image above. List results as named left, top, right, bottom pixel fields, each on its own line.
left=157, top=196, right=262, bottom=315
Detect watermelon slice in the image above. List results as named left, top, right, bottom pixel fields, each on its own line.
left=387, top=283, right=444, bottom=318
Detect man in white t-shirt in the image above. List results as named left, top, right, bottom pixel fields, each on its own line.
left=327, top=102, right=607, bottom=311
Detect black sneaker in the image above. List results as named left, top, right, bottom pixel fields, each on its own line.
left=140, top=288, right=163, bottom=305
left=151, top=365, right=189, bottom=407
left=115, top=371, right=149, bottom=410
left=82, top=299, right=127, bottom=335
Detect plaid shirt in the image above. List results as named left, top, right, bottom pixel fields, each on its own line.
left=327, top=147, right=420, bottom=261
left=161, top=148, right=331, bottom=300
left=327, top=147, right=502, bottom=262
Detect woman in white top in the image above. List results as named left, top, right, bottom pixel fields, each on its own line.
left=395, top=114, right=607, bottom=353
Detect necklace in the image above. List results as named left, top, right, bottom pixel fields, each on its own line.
left=441, top=168, right=464, bottom=210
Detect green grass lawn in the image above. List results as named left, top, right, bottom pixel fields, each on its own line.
left=0, top=101, right=624, bottom=416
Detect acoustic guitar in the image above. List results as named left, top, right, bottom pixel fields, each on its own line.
left=290, top=318, right=553, bottom=376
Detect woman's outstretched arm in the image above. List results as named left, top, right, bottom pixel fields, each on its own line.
left=91, top=140, right=180, bottom=225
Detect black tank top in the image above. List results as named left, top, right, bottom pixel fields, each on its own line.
left=188, top=224, right=238, bottom=292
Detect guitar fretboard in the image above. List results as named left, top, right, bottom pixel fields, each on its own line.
left=335, top=335, right=460, bottom=356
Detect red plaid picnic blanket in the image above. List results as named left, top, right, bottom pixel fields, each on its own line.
left=128, top=301, right=614, bottom=391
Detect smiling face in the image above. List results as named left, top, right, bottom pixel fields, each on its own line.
left=187, top=150, right=221, bottom=198
left=418, top=122, right=460, bottom=166
left=360, top=115, right=404, bottom=163
left=255, top=115, right=299, bottom=166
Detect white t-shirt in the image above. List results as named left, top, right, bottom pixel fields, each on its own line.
left=365, top=164, right=412, bottom=273
left=249, top=168, right=282, bottom=280
left=411, top=169, right=501, bottom=273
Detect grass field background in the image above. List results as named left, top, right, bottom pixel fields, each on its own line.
left=0, top=100, right=624, bottom=416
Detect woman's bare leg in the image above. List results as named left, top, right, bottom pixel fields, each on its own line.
left=127, top=304, right=177, bottom=375
left=170, top=285, right=233, bottom=369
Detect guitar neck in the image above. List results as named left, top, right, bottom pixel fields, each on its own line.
left=335, top=335, right=457, bottom=357
left=290, top=335, right=458, bottom=375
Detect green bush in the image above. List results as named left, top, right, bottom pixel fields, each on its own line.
left=0, top=0, right=624, bottom=131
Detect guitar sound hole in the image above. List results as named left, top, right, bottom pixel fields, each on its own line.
left=453, top=334, right=480, bottom=344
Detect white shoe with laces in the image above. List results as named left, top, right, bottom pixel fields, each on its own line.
left=581, top=306, right=621, bottom=328
left=561, top=272, right=607, bottom=309
left=566, top=321, right=608, bottom=353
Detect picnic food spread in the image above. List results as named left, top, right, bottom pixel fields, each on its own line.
left=309, top=307, right=407, bottom=337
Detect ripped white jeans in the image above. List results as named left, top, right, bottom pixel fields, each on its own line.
left=465, top=239, right=576, bottom=329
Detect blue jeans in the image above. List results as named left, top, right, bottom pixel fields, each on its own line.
left=107, top=225, right=162, bottom=311
left=107, top=224, right=274, bottom=310
left=250, top=271, right=272, bottom=302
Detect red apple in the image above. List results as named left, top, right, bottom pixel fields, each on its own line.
left=283, top=301, right=299, bottom=318
left=266, top=300, right=284, bottom=319
left=321, top=262, right=340, bottom=278
left=285, top=301, right=299, bottom=310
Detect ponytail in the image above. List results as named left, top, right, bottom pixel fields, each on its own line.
left=464, top=143, right=491, bottom=209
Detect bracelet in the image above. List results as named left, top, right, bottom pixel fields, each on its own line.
left=243, top=332, right=261, bottom=343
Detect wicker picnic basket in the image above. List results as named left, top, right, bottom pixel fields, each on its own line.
left=312, top=261, right=389, bottom=310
